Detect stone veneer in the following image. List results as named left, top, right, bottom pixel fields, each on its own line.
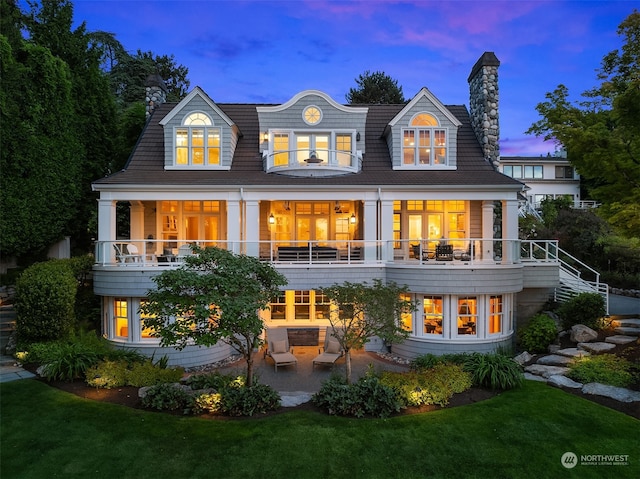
left=468, top=52, right=500, bottom=168
left=144, top=73, right=168, bottom=118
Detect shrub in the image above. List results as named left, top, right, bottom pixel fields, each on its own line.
left=191, top=392, right=223, bottom=415
left=410, top=353, right=468, bottom=371
left=567, top=354, right=635, bottom=388
left=381, top=364, right=472, bottom=407
left=15, top=260, right=77, bottom=343
left=462, top=353, right=523, bottom=390
left=313, top=374, right=403, bottom=418
left=218, top=383, right=281, bottom=416
left=185, top=371, right=245, bottom=391
left=557, top=293, right=606, bottom=330
left=518, top=314, right=558, bottom=353
left=85, top=359, right=184, bottom=388
left=140, top=383, right=192, bottom=412
left=85, top=360, right=129, bottom=388
left=38, top=342, right=101, bottom=381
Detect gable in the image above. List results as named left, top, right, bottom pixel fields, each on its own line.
left=159, top=87, right=239, bottom=170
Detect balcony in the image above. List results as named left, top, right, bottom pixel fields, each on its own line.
left=94, top=238, right=557, bottom=268
left=262, top=148, right=361, bottom=176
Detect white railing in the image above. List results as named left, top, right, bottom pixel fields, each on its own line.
left=262, top=147, right=360, bottom=173
left=95, top=238, right=534, bottom=267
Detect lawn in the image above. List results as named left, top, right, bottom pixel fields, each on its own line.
left=1, top=379, right=638, bottom=479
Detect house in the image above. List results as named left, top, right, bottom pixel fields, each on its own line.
left=92, top=52, right=563, bottom=367
left=501, top=153, right=599, bottom=214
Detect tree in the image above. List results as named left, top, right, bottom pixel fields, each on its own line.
left=346, top=70, right=405, bottom=104
left=25, top=0, right=119, bottom=253
left=140, top=246, right=287, bottom=387
left=320, top=280, right=415, bottom=383
left=0, top=35, right=83, bottom=259
left=527, top=11, right=640, bottom=237
left=108, top=49, right=190, bottom=106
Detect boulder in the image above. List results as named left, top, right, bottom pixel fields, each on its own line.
left=578, top=342, right=616, bottom=353
left=570, top=324, right=598, bottom=343
left=536, top=354, right=574, bottom=366
left=548, top=375, right=582, bottom=389
left=582, top=383, right=640, bottom=403
left=524, top=364, right=570, bottom=378
left=556, top=348, right=590, bottom=358
left=514, top=351, right=533, bottom=366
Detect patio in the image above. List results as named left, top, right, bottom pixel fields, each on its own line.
left=212, top=346, right=411, bottom=394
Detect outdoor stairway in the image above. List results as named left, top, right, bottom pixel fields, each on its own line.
left=0, top=303, right=16, bottom=355
left=521, top=340, right=640, bottom=403
left=611, top=318, right=640, bottom=337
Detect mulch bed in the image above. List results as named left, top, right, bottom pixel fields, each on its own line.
left=28, top=333, right=640, bottom=420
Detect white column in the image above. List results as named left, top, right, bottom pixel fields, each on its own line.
left=97, top=199, right=116, bottom=263
left=379, top=199, right=394, bottom=261
left=129, top=202, right=145, bottom=241
left=244, top=200, right=260, bottom=257
left=502, top=199, right=519, bottom=263
left=227, top=199, right=241, bottom=254
left=363, top=200, right=377, bottom=262
left=481, top=200, right=494, bottom=261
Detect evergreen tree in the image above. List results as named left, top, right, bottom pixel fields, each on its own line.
left=346, top=70, right=405, bottom=104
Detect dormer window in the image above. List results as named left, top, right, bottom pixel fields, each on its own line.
left=402, top=113, right=448, bottom=166
left=175, top=112, right=220, bottom=166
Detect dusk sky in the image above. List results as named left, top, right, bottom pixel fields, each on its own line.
left=65, top=0, right=635, bottom=156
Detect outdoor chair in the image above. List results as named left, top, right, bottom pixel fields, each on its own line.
left=435, top=244, right=454, bottom=261
left=265, top=328, right=298, bottom=372
left=312, top=329, right=344, bottom=369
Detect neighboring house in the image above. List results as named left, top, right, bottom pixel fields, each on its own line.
left=501, top=153, right=599, bottom=212
left=92, top=52, right=562, bottom=367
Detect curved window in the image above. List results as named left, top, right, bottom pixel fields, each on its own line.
left=403, top=112, right=447, bottom=166
left=406, top=294, right=512, bottom=340
left=303, top=106, right=322, bottom=125
left=175, top=112, right=220, bottom=166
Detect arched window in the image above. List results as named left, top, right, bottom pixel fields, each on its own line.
left=403, top=112, right=447, bottom=166
left=175, top=112, right=220, bottom=165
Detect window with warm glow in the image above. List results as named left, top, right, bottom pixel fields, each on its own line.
left=139, top=300, right=155, bottom=339
left=273, top=133, right=289, bottom=166
left=175, top=112, right=220, bottom=166
left=403, top=113, right=447, bottom=166
left=270, top=292, right=287, bottom=320
left=457, top=297, right=477, bottom=335
left=294, top=290, right=310, bottom=319
left=114, top=299, right=128, bottom=338
left=489, top=295, right=503, bottom=334
left=423, top=296, right=443, bottom=335
left=315, top=292, right=331, bottom=320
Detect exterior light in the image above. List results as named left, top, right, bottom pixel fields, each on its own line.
left=356, top=132, right=361, bottom=141
left=350, top=213, right=356, bottom=224
left=269, top=213, right=275, bottom=225
left=262, top=132, right=269, bottom=142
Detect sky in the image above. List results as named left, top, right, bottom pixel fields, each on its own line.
left=64, top=0, right=635, bottom=156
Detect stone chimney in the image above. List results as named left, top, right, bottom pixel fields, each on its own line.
left=468, top=52, right=500, bottom=168
left=144, top=73, right=168, bottom=118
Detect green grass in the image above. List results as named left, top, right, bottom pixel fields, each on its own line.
left=1, top=380, right=639, bottom=479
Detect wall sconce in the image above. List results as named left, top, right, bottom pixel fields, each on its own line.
left=269, top=213, right=275, bottom=225
left=262, top=132, right=269, bottom=142
left=350, top=213, right=356, bottom=224
left=356, top=132, right=361, bottom=141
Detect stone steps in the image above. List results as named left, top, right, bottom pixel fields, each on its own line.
left=612, top=318, right=640, bottom=337
left=522, top=329, right=640, bottom=403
